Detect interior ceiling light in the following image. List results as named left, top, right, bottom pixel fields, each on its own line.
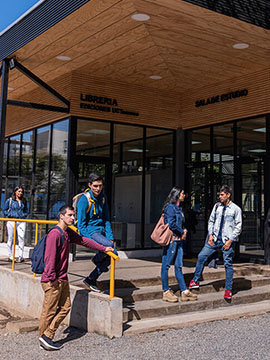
left=131, top=13, right=150, bottom=21
left=8, top=87, right=14, bottom=91
left=149, top=75, right=162, bottom=80
left=56, top=55, right=71, bottom=61
left=232, top=43, right=249, bottom=49
left=253, top=127, right=266, bottom=133
left=86, top=129, right=109, bottom=134
left=248, top=149, right=266, bottom=153
left=192, top=141, right=202, bottom=145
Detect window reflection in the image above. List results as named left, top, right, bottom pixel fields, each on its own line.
left=49, top=120, right=69, bottom=219
left=34, top=126, right=50, bottom=218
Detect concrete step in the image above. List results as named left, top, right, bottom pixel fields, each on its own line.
left=99, top=264, right=263, bottom=290
left=123, top=284, right=270, bottom=322
left=115, top=275, right=270, bottom=303
left=124, top=300, right=270, bottom=335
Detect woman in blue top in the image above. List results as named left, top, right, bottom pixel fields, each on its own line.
left=161, top=186, right=197, bottom=303
left=3, top=186, right=29, bottom=263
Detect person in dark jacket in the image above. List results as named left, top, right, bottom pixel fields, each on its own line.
left=38, top=205, right=113, bottom=351
left=161, top=186, right=197, bottom=303
left=76, top=173, right=118, bottom=292
left=3, top=186, right=29, bottom=262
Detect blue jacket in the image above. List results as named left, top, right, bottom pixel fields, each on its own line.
left=208, top=201, right=242, bottom=243
left=164, top=203, right=185, bottom=238
left=77, top=190, right=114, bottom=240
left=3, top=198, right=29, bottom=219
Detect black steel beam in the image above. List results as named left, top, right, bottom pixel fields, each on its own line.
left=0, top=59, right=10, bottom=208
left=7, top=99, right=69, bottom=113
left=12, top=59, right=70, bottom=108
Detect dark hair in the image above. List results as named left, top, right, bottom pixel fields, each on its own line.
left=220, top=185, right=232, bottom=197
left=162, top=186, right=184, bottom=212
left=88, top=173, right=103, bottom=184
left=12, top=186, right=26, bottom=204
left=58, top=205, right=74, bottom=218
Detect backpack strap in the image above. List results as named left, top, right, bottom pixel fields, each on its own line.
left=51, top=225, right=65, bottom=248
left=84, top=192, right=92, bottom=214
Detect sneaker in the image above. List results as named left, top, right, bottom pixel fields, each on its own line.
left=8, top=258, right=16, bottom=263
left=18, top=257, right=24, bottom=263
left=162, top=289, right=178, bottom=303
left=39, top=334, right=63, bottom=351
left=181, top=290, right=198, bottom=302
left=83, top=278, right=101, bottom=292
left=224, top=289, right=232, bottom=300
left=189, top=280, right=199, bottom=289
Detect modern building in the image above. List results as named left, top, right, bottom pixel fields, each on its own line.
left=1, top=0, right=270, bottom=260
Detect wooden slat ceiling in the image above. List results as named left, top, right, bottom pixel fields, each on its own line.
left=6, top=0, right=270, bottom=100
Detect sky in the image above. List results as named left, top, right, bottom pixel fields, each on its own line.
left=0, top=0, right=41, bottom=33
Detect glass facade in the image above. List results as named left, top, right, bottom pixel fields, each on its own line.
left=1, top=117, right=174, bottom=249
left=188, top=116, right=267, bottom=258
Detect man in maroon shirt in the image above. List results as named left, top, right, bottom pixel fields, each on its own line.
left=38, top=205, right=113, bottom=351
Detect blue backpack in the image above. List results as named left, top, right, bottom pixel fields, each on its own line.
left=31, top=226, right=65, bottom=274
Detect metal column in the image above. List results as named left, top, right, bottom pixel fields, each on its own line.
left=0, top=59, right=9, bottom=208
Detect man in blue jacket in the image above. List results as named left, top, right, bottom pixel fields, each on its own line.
left=76, top=173, right=118, bottom=292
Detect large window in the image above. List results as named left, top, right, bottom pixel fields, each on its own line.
left=112, top=124, right=143, bottom=249
left=188, top=115, right=267, bottom=258
left=144, top=129, right=174, bottom=247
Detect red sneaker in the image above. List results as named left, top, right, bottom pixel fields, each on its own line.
left=189, top=280, right=199, bottom=289
left=224, top=289, right=232, bottom=299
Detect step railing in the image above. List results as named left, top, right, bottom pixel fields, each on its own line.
left=0, top=217, right=120, bottom=298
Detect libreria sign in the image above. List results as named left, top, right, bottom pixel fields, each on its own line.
left=195, top=89, right=248, bottom=108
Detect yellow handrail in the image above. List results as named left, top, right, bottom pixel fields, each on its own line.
left=0, top=217, right=119, bottom=297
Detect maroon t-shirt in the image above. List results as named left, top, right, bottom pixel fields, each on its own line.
left=41, top=227, right=106, bottom=282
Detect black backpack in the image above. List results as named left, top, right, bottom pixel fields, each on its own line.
left=31, top=226, right=64, bottom=274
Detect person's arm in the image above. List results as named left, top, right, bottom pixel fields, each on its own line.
left=231, top=207, right=242, bottom=241
left=103, top=195, right=114, bottom=241
left=43, top=230, right=59, bottom=283
left=22, top=201, right=29, bottom=218
left=3, top=199, right=10, bottom=217
left=67, top=228, right=112, bottom=252
left=165, top=204, right=184, bottom=237
left=76, top=195, right=93, bottom=238
left=208, top=204, right=217, bottom=236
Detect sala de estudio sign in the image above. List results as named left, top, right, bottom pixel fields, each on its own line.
left=195, top=89, right=248, bottom=108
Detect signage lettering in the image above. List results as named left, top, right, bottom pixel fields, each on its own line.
left=80, top=93, right=139, bottom=117
left=195, top=89, right=248, bottom=108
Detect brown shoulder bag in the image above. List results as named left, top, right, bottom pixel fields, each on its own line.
left=150, top=214, right=173, bottom=246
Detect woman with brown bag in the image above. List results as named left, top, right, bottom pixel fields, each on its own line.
left=161, top=186, right=198, bottom=303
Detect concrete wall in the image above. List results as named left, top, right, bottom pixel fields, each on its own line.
left=0, top=267, right=122, bottom=338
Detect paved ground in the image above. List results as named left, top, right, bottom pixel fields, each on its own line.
left=0, top=313, right=270, bottom=360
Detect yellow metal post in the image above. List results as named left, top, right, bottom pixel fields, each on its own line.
left=12, top=221, right=16, bottom=271
left=109, top=256, right=115, bottom=298
left=33, top=223, right=39, bottom=277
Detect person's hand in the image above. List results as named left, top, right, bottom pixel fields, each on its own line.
left=50, top=280, right=58, bottom=288
left=208, top=234, right=214, bottom=247
left=181, top=229, right=188, bottom=240
left=105, top=247, right=114, bottom=252
left=223, top=239, right=233, bottom=250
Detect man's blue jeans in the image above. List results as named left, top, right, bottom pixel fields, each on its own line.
left=88, top=233, right=118, bottom=281
left=193, top=239, right=234, bottom=290
left=161, top=240, right=187, bottom=292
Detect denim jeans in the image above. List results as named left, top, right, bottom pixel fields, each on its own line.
left=193, top=239, right=234, bottom=290
left=88, top=232, right=118, bottom=281
left=161, top=240, right=187, bottom=292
